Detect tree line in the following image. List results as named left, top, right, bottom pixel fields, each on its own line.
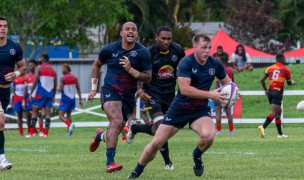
left=1, top=0, right=303, bottom=58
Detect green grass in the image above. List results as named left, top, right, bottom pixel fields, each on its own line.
left=2, top=125, right=304, bottom=179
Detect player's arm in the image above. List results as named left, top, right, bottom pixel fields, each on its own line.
left=260, top=73, right=268, bottom=95
left=136, top=82, right=151, bottom=103
left=119, top=56, right=152, bottom=84
left=75, top=78, right=83, bottom=106
left=53, top=72, right=57, bottom=96
left=87, top=58, right=102, bottom=101
left=286, top=78, right=295, bottom=86
left=11, top=82, right=16, bottom=107
left=4, top=59, right=26, bottom=81
left=57, top=77, right=64, bottom=92
left=219, top=75, right=232, bottom=86
left=178, top=76, right=226, bottom=104
left=22, top=76, right=28, bottom=109
left=30, top=65, right=40, bottom=96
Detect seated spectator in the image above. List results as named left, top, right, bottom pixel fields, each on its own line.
left=231, top=44, right=253, bottom=72
left=212, top=46, right=229, bottom=60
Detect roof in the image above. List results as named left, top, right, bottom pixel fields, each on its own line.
left=284, top=48, right=304, bottom=57
left=185, top=29, right=275, bottom=57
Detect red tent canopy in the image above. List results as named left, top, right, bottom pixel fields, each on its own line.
left=284, top=48, right=304, bottom=57
left=185, top=30, right=274, bottom=57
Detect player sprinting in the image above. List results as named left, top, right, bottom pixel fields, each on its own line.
left=12, top=74, right=26, bottom=136
left=259, top=53, right=295, bottom=138
left=126, top=26, right=185, bottom=170
left=0, top=16, right=26, bottom=170
left=87, top=21, right=152, bottom=173
left=29, top=54, right=57, bottom=138
left=128, top=34, right=231, bottom=178
left=215, top=56, right=235, bottom=135
left=57, top=64, right=82, bottom=136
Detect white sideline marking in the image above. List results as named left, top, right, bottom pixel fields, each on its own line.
left=6, top=148, right=48, bottom=153
left=207, top=151, right=256, bottom=155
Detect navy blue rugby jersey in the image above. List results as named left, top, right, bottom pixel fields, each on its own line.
left=170, top=54, right=226, bottom=111
left=98, top=40, right=151, bottom=96
left=0, top=39, right=24, bottom=85
left=143, top=42, right=185, bottom=94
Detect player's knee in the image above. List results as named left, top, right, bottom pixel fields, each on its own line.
left=200, top=131, right=215, bottom=143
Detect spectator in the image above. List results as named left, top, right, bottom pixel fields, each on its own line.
left=212, top=46, right=229, bottom=60
left=231, top=44, right=253, bottom=72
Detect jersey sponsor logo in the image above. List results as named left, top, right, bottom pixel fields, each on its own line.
left=130, top=50, right=137, bottom=57
left=158, top=65, right=174, bottom=79
left=192, top=68, right=198, bottom=74
left=209, top=68, right=215, bottom=75
left=112, top=53, right=118, bottom=57
left=10, top=49, right=16, bottom=55
left=171, top=55, right=178, bottom=62
left=105, top=94, right=111, bottom=98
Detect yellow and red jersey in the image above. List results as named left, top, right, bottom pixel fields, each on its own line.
left=265, top=62, right=291, bottom=91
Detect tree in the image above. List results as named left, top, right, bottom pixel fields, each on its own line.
left=224, top=0, right=280, bottom=52
left=277, top=0, right=304, bottom=49
left=0, top=0, right=131, bottom=58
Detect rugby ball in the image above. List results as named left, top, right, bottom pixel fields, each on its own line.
left=296, top=101, right=304, bottom=111
left=220, top=82, right=239, bottom=108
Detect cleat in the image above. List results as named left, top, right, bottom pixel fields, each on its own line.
left=44, top=134, right=48, bottom=138
left=277, top=134, right=288, bottom=139
left=39, top=132, right=44, bottom=137
left=258, top=126, right=265, bottom=138
left=67, top=122, right=75, bottom=136
left=193, top=153, right=204, bottom=177
left=216, top=131, right=222, bottom=135
left=89, top=128, right=103, bottom=152
left=128, top=170, right=141, bottom=179
left=126, top=120, right=136, bottom=144
left=165, top=163, right=174, bottom=170
left=0, top=158, right=13, bottom=170
left=106, top=162, right=123, bottom=173
left=229, top=131, right=234, bottom=135
left=25, top=133, right=36, bottom=138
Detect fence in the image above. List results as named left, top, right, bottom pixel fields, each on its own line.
left=4, top=90, right=304, bottom=129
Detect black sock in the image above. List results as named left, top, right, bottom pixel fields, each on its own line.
left=275, top=118, right=283, bottom=135
left=263, top=114, right=274, bottom=129
left=131, top=124, right=153, bottom=135
left=45, top=118, right=51, bottom=129
left=0, top=131, right=4, bottom=154
left=31, top=118, right=37, bottom=128
left=159, top=142, right=171, bottom=165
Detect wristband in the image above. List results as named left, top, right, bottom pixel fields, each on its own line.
left=128, top=68, right=140, bottom=78
left=14, top=71, right=21, bottom=77
left=91, top=78, right=98, bottom=91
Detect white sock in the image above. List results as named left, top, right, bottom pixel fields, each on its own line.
left=0, top=154, right=5, bottom=160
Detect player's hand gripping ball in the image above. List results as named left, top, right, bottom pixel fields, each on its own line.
left=220, top=82, right=239, bottom=108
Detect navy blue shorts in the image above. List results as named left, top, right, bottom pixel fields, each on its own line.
left=0, top=87, right=11, bottom=112
left=145, top=90, right=175, bottom=116
left=162, top=106, right=211, bottom=129
left=100, top=87, right=135, bottom=122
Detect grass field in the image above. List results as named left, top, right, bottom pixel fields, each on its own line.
left=2, top=63, right=304, bottom=179
left=2, top=124, right=304, bottom=179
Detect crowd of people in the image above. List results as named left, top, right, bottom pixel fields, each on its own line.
left=1, top=16, right=297, bottom=179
